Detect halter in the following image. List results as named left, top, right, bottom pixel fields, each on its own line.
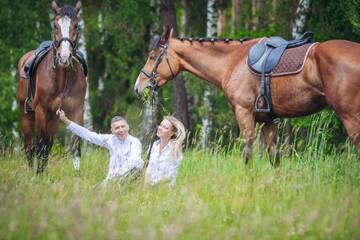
left=54, top=37, right=77, bottom=49
left=52, top=27, right=79, bottom=67
left=140, top=43, right=175, bottom=91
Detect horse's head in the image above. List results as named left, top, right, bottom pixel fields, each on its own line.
left=134, top=27, right=180, bottom=96
left=51, top=0, right=81, bottom=66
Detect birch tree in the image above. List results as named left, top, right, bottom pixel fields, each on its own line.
left=78, top=9, right=93, bottom=130
left=286, top=0, right=310, bottom=147
left=292, top=0, right=311, bottom=38
left=141, top=0, right=160, bottom=145
left=200, top=0, right=218, bottom=149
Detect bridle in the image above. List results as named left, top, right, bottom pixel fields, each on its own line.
left=52, top=21, right=79, bottom=68
left=51, top=20, right=79, bottom=111
left=140, top=42, right=175, bottom=91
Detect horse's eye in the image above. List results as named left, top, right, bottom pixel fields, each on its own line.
left=149, top=55, right=156, bottom=60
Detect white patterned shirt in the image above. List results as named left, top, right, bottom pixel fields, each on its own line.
left=145, top=140, right=183, bottom=185
left=67, top=122, right=143, bottom=181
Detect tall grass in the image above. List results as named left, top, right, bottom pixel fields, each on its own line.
left=0, top=118, right=359, bottom=239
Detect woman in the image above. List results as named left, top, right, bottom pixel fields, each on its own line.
left=145, top=116, right=186, bottom=186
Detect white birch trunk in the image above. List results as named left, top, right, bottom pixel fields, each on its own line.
left=200, top=0, right=218, bottom=149
left=141, top=0, right=160, bottom=145
left=286, top=0, right=310, bottom=148
left=142, top=30, right=160, bottom=142
left=98, top=13, right=104, bottom=92
left=78, top=9, right=93, bottom=130
left=292, top=0, right=310, bottom=38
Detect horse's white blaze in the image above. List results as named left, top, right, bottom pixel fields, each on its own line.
left=134, top=74, right=143, bottom=93
left=135, top=74, right=140, bottom=87
left=58, top=16, right=71, bottom=63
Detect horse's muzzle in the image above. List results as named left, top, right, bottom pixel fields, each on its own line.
left=57, top=53, right=72, bottom=67
left=134, top=85, right=141, bottom=97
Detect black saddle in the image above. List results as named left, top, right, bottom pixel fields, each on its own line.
left=247, top=32, right=313, bottom=115
left=24, top=41, right=53, bottom=80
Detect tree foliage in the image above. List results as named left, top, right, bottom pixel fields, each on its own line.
left=0, top=0, right=50, bottom=144
left=1, top=0, right=360, bottom=150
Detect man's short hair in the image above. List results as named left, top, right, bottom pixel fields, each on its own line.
left=111, top=116, right=127, bottom=125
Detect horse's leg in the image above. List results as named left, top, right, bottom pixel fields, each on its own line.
left=340, top=116, right=360, bottom=157
left=34, top=107, right=55, bottom=174
left=68, top=109, right=84, bottom=170
left=35, top=134, right=53, bottom=174
left=21, top=112, right=34, bottom=168
left=69, top=135, right=81, bottom=170
left=235, top=105, right=255, bottom=164
left=260, top=121, right=280, bottom=166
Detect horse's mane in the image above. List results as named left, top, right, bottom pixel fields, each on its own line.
left=59, top=5, right=77, bottom=19
left=176, top=37, right=251, bottom=44
left=151, top=36, right=251, bottom=50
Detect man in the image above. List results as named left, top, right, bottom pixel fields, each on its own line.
left=56, top=109, right=143, bottom=183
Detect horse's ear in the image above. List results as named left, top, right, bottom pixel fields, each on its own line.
left=168, top=28, right=174, bottom=40
left=160, top=26, right=170, bottom=42
left=51, top=1, right=60, bottom=15
left=163, top=25, right=173, bottom=42
left=74, top=1, right=82, bottom=14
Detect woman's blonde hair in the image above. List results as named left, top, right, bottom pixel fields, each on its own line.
left=164, top=116, right=186, bottom=158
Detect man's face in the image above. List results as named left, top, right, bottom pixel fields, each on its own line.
left=111, top=120, right=129, bottom=140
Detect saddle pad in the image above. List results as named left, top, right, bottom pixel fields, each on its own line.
left=271, top=42, right=318, bottom=76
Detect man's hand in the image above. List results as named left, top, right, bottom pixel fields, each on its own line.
left=56, top=109, right=71, bottom=126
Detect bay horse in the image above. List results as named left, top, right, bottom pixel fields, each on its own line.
left=17, top=1, right=86, bottom=173
left=134, top=27, right=360, bottom=165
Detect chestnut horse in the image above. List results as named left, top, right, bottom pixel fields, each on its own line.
left=17, top=1, right=86, bottom=173
left=135, top=27, right=360, bottom=165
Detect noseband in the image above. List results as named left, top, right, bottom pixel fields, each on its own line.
left=140, top=43, right=175, bottom=90
left=54, top=37, right=77, bottom=49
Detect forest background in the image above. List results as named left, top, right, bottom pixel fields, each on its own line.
left=1, top=0, right=360, bottom=152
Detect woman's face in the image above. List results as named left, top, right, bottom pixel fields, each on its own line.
left=157, top=119, right=174, bottom=140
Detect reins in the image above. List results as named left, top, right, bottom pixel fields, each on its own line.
left=58, top=67, right=71, bottom=111
left=144, top=88, right=159, bottom=168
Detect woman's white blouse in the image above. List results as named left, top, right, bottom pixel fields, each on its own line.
left=67, top=122, right=143, bottom=181
left=146, top=140, right=183, bottom=185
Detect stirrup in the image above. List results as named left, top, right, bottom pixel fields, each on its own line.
left=24, top=97, right=34, bottom=114
left=255, top=94, right=271, bottom=113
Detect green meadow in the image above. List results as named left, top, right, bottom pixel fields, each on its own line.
left=1, top=138, right=359, bottom=240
